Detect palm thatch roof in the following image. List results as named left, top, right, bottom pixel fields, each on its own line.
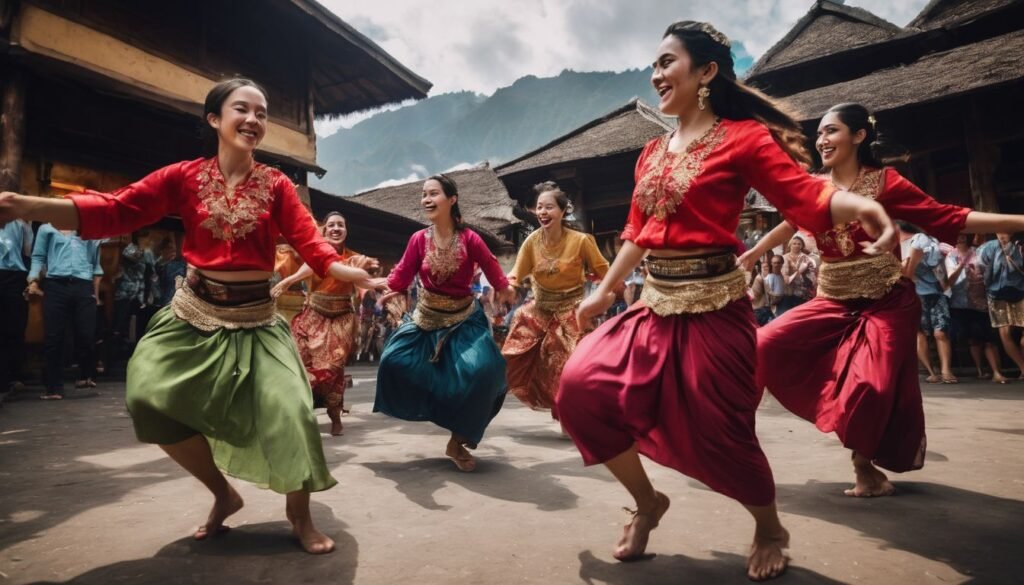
left=495, top=99, right=674, bottom=177
left=345, top=164, right=522, bottom=250
left=907, top=0, right=1020, bottom=31
left=783, top=28, right=1024, bottom=121
left=286, top=0, right=432, bottom=116
left=746, top=0, right=902, bottom=80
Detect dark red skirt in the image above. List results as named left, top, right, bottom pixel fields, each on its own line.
left=556, top=298, right=775, bottom=507
left=757, top=278, right=924, bottom=472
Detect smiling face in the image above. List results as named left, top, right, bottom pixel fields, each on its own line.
left=816, top=112, right=865, bottom=170
left=323, top=214, right=347, bottom=247
left=421, top=179, right=454, bottom=225
left=788, top=238, right=804, bottom=255
left=651, top=35, right=714, bottom=117
left=535, top=191, right=565, bottom=231
left=207, top=85, right=268, bottom=155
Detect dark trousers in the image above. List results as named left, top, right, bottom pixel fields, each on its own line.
left=0, top=270, right=29, bottom=391
left=42, top=277, right=97, bottom=393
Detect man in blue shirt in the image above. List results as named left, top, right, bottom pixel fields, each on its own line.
left=0, top=219, right=33, bottom=400
left=27, top=224, right=104, bottom=399
left=903, top=223, right=955, bottom=383
left=977, top=232, right=1024, bottom=376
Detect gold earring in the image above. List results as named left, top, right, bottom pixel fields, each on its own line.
left=697, top=86, right=711, bottom=111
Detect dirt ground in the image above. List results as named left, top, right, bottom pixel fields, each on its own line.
left=1, top=364, right=1021, bottom=585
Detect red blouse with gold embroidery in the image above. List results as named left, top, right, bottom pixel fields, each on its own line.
left=69, top=158, right=339, bottom=277
left=621, top=119, right=836, bottom=250
left=807, top=167, right=970, bottom=259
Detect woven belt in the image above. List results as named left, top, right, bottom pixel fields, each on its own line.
left=640, top=268, right=747, bottom=316
left=533, top=284, right=584, bottom=313
left=412, top=287, right=474, bottom=331
left=817, top=254, right=901, bottom=300
left=186, top=268, right=271, bottom=306
left=644, top=252, right=736, bottom=280
left=172, top=278, right=277, bottom=332
left=309, top=292, right=354, bottom=317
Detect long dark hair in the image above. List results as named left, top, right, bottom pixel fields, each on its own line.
left=825, top=103, right=909, bottom=168
left=200, top=77, right=269, bottom=154
left=663, top=21, right=811, bottom=166
left=426, top=173, right=464, bottom=229
left=532, top=181, right=580, bottom=231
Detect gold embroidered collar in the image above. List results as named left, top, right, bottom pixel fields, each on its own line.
left=817, top=167, right=885, bottom=256
left=196, top=158, right=275, bottom=241
left=424, top=227, right=465, bottom=284
left=634, top=118, right=726, bottom=221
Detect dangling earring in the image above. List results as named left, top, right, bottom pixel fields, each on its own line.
left=697, top=86, right=711, bottom=111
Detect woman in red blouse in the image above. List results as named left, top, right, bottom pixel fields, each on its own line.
left=0, top=78, right=384, bottom=554
left=554, top=23, right=898, bottom=581
left=744, top=103, right=1024, bottom=498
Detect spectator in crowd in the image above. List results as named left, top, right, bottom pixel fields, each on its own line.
left=154, top=236, right=186, bottom=308
left=749, top=260, right=773, bottom=326
left=781, top=235, right=816, bottom=310
left=902, top=222, right=955, bottom=383
left=764, top=254, right=787, bottom=316
left=27, top=223, right=103, bottom=399
left=112, top=236, right=155, bottom=357
left=623, top=265, right=646, bottom=306
left=0, top=219, right=33, bottom=400
left=946, top=234, right=1007, bottom=382
left=978, top=232, right=1024, bottom=378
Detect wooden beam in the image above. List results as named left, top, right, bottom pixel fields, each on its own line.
left=0, top=67, right=26, bottom=192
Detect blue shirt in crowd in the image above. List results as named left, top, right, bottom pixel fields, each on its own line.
left=977, top=239, right=1024, bottom=296
left=28, top=224, right=103, bottom=282
left=910, top=233, right=944, bottom=296
left=0, top=220, right=34, bottom=272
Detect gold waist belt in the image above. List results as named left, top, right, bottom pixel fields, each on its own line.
left=309, top=292, right=354, bottom=317
left=172, top=279, right=278, bottom=332
left=817, top=254, right=901, bottom=300
left=645, top=253, right=736, bottom=280
left=640, top=268, right=747, bottom=316
left=533, top=285, right=584, bottom=313
left=413, top=287, right=474, bottom=331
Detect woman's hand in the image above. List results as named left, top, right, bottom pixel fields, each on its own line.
left=576, top=290, right=615, bottom=330
left=736, top=248, right=760, bottom=272
left=495, top=287, right=516, bottom=305
left=270, top=280, right=289, bottom=299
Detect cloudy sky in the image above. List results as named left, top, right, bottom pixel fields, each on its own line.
left=317, top=0, right=929, bottom=136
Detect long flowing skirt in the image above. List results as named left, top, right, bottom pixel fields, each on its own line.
left=501, top=300, right=580, bottom=417
left=290, top=306, right=356, bottom=409
left=126, top=305, right=337, bottom=493
left=374, top=303, right=506, bottom=446
left=556, top=298, right=775, bottom=507
left=757, top=279, right=924, bottom=472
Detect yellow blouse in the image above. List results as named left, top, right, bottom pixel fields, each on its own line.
left=508, top=229, right=610, bottom=291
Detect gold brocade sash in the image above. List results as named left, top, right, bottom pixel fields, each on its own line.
left=640, top=268, right=747, bottom=316
left=817, top=254, right=901, bottom=300
left=309, top=292, right=354, bottom=317
left=171, top=279, right=278, bottom=332
left=412, top=287, right=475, bottom=331
left=533, top=284, right=584, bottom=314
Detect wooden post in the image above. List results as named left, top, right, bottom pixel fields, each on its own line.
left=965, top=98, right=1000, bottom=212
left=0, top=67, right=26, bottom=192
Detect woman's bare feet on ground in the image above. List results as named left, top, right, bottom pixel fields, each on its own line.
left=194, top=485, right=244, bottom=540
left=327, top=405, right=344, bottom=436
left=613, top=491, right=670, bottom=561
left=747, top=527, right=789, bottom=581
left=445, top=438, right=476, bottom=472
left=845, top=454, right=895, bottom=497
left=286, top=495, right=335, bottom=554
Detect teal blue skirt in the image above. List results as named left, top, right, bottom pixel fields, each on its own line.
left=373, top=303, right=506, bottom=446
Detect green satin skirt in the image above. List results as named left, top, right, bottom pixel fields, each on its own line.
left=125, top=305, right=337, bottom=493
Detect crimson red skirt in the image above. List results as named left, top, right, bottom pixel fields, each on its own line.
left=556, top=298, right=775, bottom=507
left=757, top=279, right=923, bottom=472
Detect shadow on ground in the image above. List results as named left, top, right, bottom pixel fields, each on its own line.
left=778, top=481, right=1024, bottom=583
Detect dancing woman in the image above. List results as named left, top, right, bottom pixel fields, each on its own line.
left=746, top=103, right=1024, bottom=498
left=0, top=78, right=385, bottom=554
left=502, top=181, right=609, bottom=418
left=374, top=174, right=513, bottom=472
left=273, top=211, right=377, bottom=436
left=555, top=23, right=898, bottom=581
left=273, top=240, right=307, bottom=323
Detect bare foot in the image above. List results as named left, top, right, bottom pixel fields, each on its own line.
left=747, top=527, right=789, bottom=581
left=327, top=405, right=344, bottom=436
left=613, top=491, right=670, bottom=561
left=445, top=439, right=476, bottom=472
left=911, top=436, right=927, bottom=470
left=290, top=519, right=335, bottom=554
left=845, top=459, right=895, bottom=498
left=194, top=486, right=244, bottom=540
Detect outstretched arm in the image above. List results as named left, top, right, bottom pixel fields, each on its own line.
left=737, top=222, right=796, bottom=271
left=963, top=212, right=1024, bottom=235
left=0, top=193, right=79, bottom=230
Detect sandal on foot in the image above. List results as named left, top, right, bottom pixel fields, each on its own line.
left=941, top=375, right=959, bottom=384
left=924, top=374, right=941, bottom=383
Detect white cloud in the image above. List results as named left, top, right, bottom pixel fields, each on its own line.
left=321, top=0, right=929, bottom=97
left=369, top=172, right=422, bottom=190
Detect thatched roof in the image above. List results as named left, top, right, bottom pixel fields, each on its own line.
left=907, top=0, right=1020, bottom=31
left=346, top=164, right=522, bottom=250
left=783, top=27, right=1024, bottom=121
left=287, top=0, right=431, bottom=116
left=495, top=99, right=674, bottom=177
left=747, top=1, right=902, bottom=79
